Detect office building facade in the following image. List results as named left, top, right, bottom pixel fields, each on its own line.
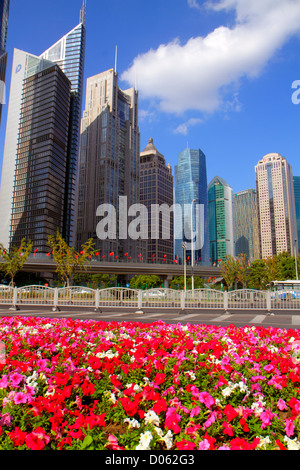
left=174, top=147, right=209, bottom=265
left=0, top=0, right=10, bottom=123
left=10, top=62, right=71, bottom=251
left=294, top=176, right=300, bottom=252
left=0, top=6, right=86, bottom=250
left=76, top=69, right=142, bottom=260
left=255, top=153, right=297, bottom=258
left=208, top=176, right=234, bottom=264
left=139, top=138, right=174, bottom=263
left=233, top=189, right=260, bottom=262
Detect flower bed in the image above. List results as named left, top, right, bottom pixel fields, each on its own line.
left=0, top=316, right=300, bottom=450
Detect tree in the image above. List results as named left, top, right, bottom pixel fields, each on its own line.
left=236, top=253, right=248, bottom=288
left=220, top=255, right=238, bottom=290
left=0, top=239, right=33, bottom=287
left=48, top=231, right=95, bottom=287
left=247, top=259, right=268, bottom=290
left=73, top=273, right=117, bottom=288
left=129, top=275, right=162, bottom=290
left=276, top=251, right=298, bottom=280
left=170, top=276, right=204, bottom=290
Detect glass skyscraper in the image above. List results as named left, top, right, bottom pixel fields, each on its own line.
left=0, top=3, right=86, bottom=249
left=208, top=176, right=234, bottom=264
left=233, top=189, right=260, bottom=262
left=293, top=176, right=300, bottom=252
left=255, top=153, right=297, bottom=258
left=174, top=147, right=209, bottom=265
left=76, top=69, right=143, bottom=261
left=0, top=0, right=10, bottom=124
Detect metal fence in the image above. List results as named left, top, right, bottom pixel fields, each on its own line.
left=0, top=285, right=300, bottom=313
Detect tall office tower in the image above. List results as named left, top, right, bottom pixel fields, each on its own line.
left=208, top=176, right=234, bottom=264
left=76, top=69, right=142, bottom=260
left=10, top=61, right=71, bottom=251
left=233, top=189, right=260, bottom=262
left=0, top=4, right=86, bottom=249
left=255, top=153, right=297, bottom=259
left=294, top=176, right=300, bottom=252
left=0, top=0, right=10, bottom=123
left=174, top=147, right=209, bottom=265
left=139, top=138, right=174, bottom=263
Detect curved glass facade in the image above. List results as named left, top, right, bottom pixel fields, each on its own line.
left=174, top=148, right=209, bottom=265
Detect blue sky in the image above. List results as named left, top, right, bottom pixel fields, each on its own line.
left=0, top=0, right=299, bottom=195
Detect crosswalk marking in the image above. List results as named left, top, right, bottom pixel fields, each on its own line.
left=249, top=315, right=266, bottom=324
left=172, top=314, right=199, bottom=321
left=211, top=313, right=232, bottom=322
left=292, top=316, right=300, bottom=325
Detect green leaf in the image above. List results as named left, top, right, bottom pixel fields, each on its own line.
left=81, top=434, right=93, bottom=449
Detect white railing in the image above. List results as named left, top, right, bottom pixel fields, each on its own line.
left=1, top=285, right=300, bottom=313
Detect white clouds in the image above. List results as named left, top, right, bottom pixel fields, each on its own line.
left=121, top=0, right=300, bottom=116
left=187, top=0, right=201, bottom=10
left=174, top=118, right=204, bottom=135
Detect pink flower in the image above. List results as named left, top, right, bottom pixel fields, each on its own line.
left=9, top=373, right=23, bottom=387
left=285, top=418, right=295, bottom=437
left=199, top=391, right=215, bottom=409
left=198, top=439, right=210, bottom=450
left=13, top=392, right=28, bottom=405
left=260, top=408, right=277, bottom=429
left=0, top=375, right=8, bottom=388
left=106, top=434, right=125, bottom=450
left=203, top=411, right=217, bottom=430
left=165, top=407, right=181, bottom=434
left=190, top=405, right=201, bottom=418
left=277, top=398, right=288, bottom=411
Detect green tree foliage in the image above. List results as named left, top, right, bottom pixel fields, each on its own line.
left=73, top=273, right=117, bottom=288
left=220, top=255, right=238, bottom=290
left=247, top=259, right=268, bottom=290
left=170, top=276, right=204, bottom=290
left=48, top=231, right=95, bottom=287
left=129, top=275, right=162, bottom=290
left=0, top=239, right=33, bottom=287
left=236, top=253, right=248, bottom=288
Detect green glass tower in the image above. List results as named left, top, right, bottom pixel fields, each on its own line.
left=208, top=176, right=234, bottom=265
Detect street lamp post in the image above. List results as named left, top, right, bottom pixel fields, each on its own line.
left=182, top=242, right=187, bottom=294
left=191, top=199, right=196, bottom=292
left=295, top=238, right=299, bottom=281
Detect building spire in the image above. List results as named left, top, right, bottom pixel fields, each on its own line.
left=80, top=0, right=87, bottom=25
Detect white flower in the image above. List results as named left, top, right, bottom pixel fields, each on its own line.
left=144, top=410, right=160, bottom=427
left=124, top=417, right=140, bottom=428
left=136, top=431, right=153, bottom=450
left=283, top=436, right=300, bottom=450
left=256, top=436, right=271, bottom=449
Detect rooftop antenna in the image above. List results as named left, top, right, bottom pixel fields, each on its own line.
left=80, top=0, right=87, bottom=26
left=114, top=45, right=118, bottom=73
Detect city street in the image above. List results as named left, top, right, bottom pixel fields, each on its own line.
left=1, top=305, right=300, bottom=330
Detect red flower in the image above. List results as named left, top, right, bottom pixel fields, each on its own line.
left=81, top=380, right=95, bottom=396
left=175, top=440, right=196, bottom=450
left=25, top=427, right=50, bottom=450
left=276, top=439, right=287, bottom=450
left=154, top=373, right=165, bottom=385
left=223, top=404, right=238, bottom=422
left=9, top=427, right=27, bottom=447
left=153, top=398, right=168, bottom=414
left=240, top=418, right=249, bottom=432
left=223, top=421, right=234, bottom=436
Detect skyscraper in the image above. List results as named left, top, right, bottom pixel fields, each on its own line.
left=139, top=138, right=174, bottom=263
left=255, top=153, right=297, bottom=258
left=76, top=68, right=142, bottom=260
left=293, top=176, right=300, bottom=252
left=174, top=147, right=209, bottom=265
left=208, top=176, right=234, bottom=264
left=233, top=189, right=260, bottom=262
left=0, top=4, right=86, bottom=250
left=0, top=0, right=10, bottom=124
